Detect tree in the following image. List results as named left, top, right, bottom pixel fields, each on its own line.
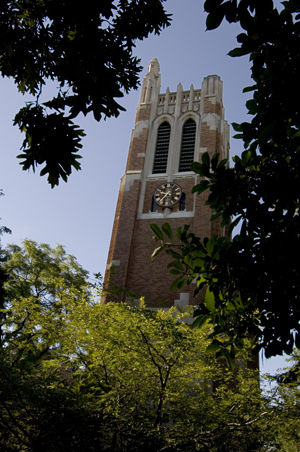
left=150, top=0, right=300, bottom=361
left=0, top=190, right=12, bottom=238
left=0, top=189, right=11, bottom=318
left=0, top=240, right=93, bottom=450
left=0, top=1, right=170, bottom=186
left=262, top=350, right=300, bottom=451
left=0, top=240, right=270, bottom=451
left=3, top=239, right=89, bottom=301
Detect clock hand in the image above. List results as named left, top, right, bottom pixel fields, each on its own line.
left=160, top=191, right=171, bottom=202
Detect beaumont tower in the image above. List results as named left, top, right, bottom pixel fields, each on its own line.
left=104, top=58, right=230, bottom=308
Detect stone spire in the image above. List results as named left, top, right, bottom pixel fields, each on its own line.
left=147, top=57, right=160, bottom=77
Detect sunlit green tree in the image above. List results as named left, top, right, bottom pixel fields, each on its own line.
left=0, top=241, right=268, bottom=451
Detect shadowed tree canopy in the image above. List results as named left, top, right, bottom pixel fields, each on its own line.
left=150, top=0, right=300, bottom=363
left=0, top=0, right=170, bottom=186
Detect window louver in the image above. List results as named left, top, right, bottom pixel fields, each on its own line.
left=153, top=122, right=171, bottom=174
left=179, top=119, right=196, bottom=172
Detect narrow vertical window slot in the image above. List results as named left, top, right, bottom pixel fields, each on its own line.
left=179, top=119, right=196, bottom=172
left=153, top=122, right=171, bottom=174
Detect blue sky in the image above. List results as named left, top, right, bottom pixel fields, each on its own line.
left=0, top=0, right=287, bottom=375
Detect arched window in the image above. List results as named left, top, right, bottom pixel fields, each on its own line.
left=179, top=119, right=196, bottom=172
left=153, top=121, right=171, bottom=174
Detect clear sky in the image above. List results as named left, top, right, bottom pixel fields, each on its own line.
left=0, top=0, right=288, bottom=375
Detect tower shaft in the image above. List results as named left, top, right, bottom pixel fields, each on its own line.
left=104, top=59, right=230, bottom=308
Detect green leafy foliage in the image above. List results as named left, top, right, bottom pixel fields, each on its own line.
left=0, top=190, right=11, bottom=317
left=1, top=240, right=299, bottom=451
left=0, top=190, right=12, bottom=238
left=0, top=294, right=265, bottom=450
left=262, top=350, right=300, bottom=451
left=152, top=0, right=300, bottom=360
left=2, top=239, right=89, bottom=304
left=0, top=0, right=171, bottom=185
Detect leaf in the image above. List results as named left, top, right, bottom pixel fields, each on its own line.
left=190, top=161, right=202, bottom=174
left=192, top=250, right=206, bottom=258
left=246, top=99, right=259, bottom=114
left=166, top=250, right=183, bottom=259
left=173, top=260, right=184, bottom=271
left=151, top=245, right=166, bottom=259
left=232, top=122, right=242, bottom=132
left=206, top=235, right=217, bottom=255
left=223, top=349, right=235, bottom=370
left=170, top=276, right=184, bottom=292
left=169, top=269, right=182, bottom=275
left=193, top=258, right=204, bottom=268
left=162, top=223, right=173, bottom=241
left=291, top=129, right=300, bottom=141
left=204, top=0, right=222, bottom=12
left=192, top=180, right=210, bottom=194
left=233, top=133, right=245, bottom=139
left=202, top=152, right=210, bottom=167
left=258, top=123, right=275, bottom=146
left=176, top=226, right=182, bottom=242
left=226, top=302, right=236, bottom=311
left=183, top=254, right=193, bottom=268
left=205, top=288, right=215, bottom=312
left=241, top=150, right=252, bottom=166
left=211, top=152, right=219, bottom=170
left=177, top=278, right=188, bottom=291
left=228, top=47, right=251, bottom=57
left=197, top=275, right=207, bottom=287
left=210, top=212, right=222, bottom=221
left=150, top=224, right=164, bottom=241
left=206, top=9, right=225, bottom=30
left=206, top=342, right=221, bottom=353
left=200, top=164, right=211, bottom=178
left=191, top=314, right=209, bottom=329
left=218, top=158, right=228, bottom=168
left=228, top=215, right=242, bottom=236
left=234, top=293, right=244, bottom=309
left=242, top=84, right=257, bottom=93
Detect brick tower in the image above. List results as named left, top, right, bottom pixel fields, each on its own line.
left=104, top=58, right=230, bottom=308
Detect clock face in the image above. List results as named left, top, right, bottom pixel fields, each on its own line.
left=153, top=182, right=182, bottom=208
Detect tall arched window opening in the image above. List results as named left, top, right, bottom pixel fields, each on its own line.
left=153, top=121, right=171, bottom=174
left=179, top=119, right=196, bottom=172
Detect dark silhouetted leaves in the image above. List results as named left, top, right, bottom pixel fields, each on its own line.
left=0, top=0, right=171, bottom=185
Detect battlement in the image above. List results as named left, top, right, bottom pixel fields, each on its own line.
left=156, top=88, right=201, bottom=116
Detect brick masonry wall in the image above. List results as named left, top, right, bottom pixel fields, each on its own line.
left=127, top=128, right=148, bottom=172
left=135, top=104, right=151, bottom=123
left=126, top=216, right=198, bottom=308
left=105, top=179, right=141, bottom=302
left=203, top=98, right=223, bottom=117
left=104, top=178, right=125, bottom=289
